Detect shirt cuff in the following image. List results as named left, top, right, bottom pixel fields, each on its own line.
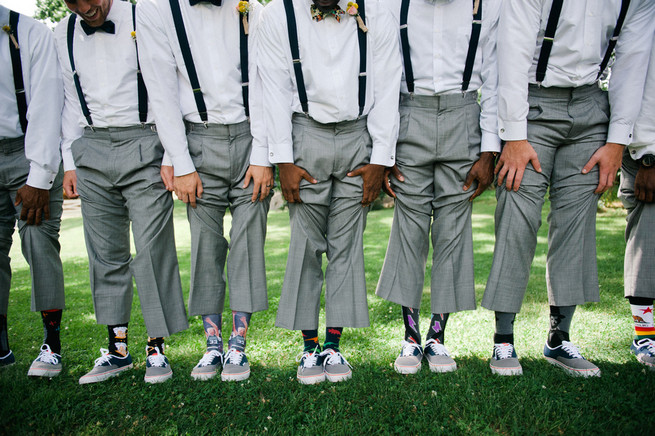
left=162, top=152, right=173, bottom=167
left=250, top=139, right=272, bottom=167
left=481, top=130, right=502, bottom=153
left=62, top=151, right=76, bottom=172
left=627, top=144, right=655, bottom=161
left=171, top=153, right=197, bottom=177
left=268, top=142, right=294, bottom=164
left=370, top=143, right=395, bottom=167
left=498, top=119, right=527, bottom=141
left=26, top=164, right=57, bottom=190
left=607, top=123, right=634, bottom=146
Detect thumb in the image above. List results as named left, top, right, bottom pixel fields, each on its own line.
left=14, top=191, right=22, bottom=206
left=347, top=168, right=363, bottom=178
left=302, top=171, right=317, bottom=184
left=463, top=171, right=475, bottom=191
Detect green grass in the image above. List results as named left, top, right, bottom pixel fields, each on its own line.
left=1, top=191, right=653, bottom=435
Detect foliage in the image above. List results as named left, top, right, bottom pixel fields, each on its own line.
left=34, top=0, right=69, bottom=23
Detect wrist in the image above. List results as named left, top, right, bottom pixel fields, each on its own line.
left=639, top=154, right=655, bottom=168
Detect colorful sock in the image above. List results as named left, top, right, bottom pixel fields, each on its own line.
left=547, top=305, right=575, bottom=347
left=147, top=337, right=165, bottom=356
left=402, top=306, right=421, bottom=345
left=628, top=297, right=655, bottom=341
left=107, top=323, right=128, bottom=357
left=302, top=329, right=320, bottom=352
left=494, top=311, right=516, bottom=344
left=227, top=311, right=251, bottom=352
left=41, top=309, right=62, bottom=354
left=0, top=314, right=8, bottom=356
left=426, top=313, right=449, bottom=344
left=324, top=327, right=343, bottom=352
left=202, top=314, right=223, bottom=353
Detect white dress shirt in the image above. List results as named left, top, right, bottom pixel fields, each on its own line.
left=55, top=0, right=156, bottom=171
left=136, top=0, right=268, bottom=176
left=629, top=32, right=655, bottom=159
left=0, top=6, right=63, bottom=190
left=257, top=0, right=402, bottom=166
left=497, top=0, right=655, bottom=145
left=389, top=0, right=502, bottom=153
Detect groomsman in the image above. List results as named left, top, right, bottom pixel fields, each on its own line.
left=56, top=0, right=188, bottom=384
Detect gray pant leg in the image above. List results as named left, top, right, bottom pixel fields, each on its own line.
left=0, top=190, right=14, bottom=315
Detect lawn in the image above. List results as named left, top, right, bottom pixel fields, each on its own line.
left=0, top=191, right=652, bottom=435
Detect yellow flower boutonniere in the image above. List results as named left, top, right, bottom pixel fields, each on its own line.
left=346, top=2, right=368, bottom=33
left=131, top=31, right=137, bottom=41
left=2, top=24, right=19, bottom=49
left=237, top=1, right=251, bottom=35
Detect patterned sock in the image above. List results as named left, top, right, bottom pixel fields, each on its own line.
left=41, top=309, right=62, bottom=354
left=547, top=305, right=575, bottom=347
left=324, top=327, right=343, bottom=352
left=494, top=311, right=516, bottom=344
left=402, top=306, right=421, bottom=345
left=228, top=311, right=251, bottom=352
left=426, top=313, right=450, bottom=344
left=0, top=314, right=8, bottom=356
left=302, top=329, right=320, bottom=353
left=107, top=323, right=129, bottom=357
left=202, top=314, right=223, bottom=353
left=147, top=337, right=165, bottom=356
left=628, top=297, right=655, bottom=341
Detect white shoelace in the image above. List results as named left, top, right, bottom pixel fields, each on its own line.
left=197, top=350, right=223, bottom=367
left=224, top=349, right=244, bottom=366
left=640, top=338, right=655, bottom=354
left=147, top=353, right=168, bottom=367
left=297, top=349, right=320, bottom=368
left=424, top=339, right=449, bottom=356
left=494, top=343, right=515, bottom=360
left=560, top=341, right=584, bottom=359
left=400, top=340, right=422, bottom=357
left=93, top=348, right=114, bottom=366
left=320, top=349, right=352, bottom=369
left=36, top=345, right=60, bottom=364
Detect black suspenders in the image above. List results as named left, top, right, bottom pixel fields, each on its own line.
left=169, top=0, right=250, bottom=125
left=66, top=7, right=149, bottom=128
left=536, top=0, right=631, bottom=84
left=8, top=11, right=28, bottom=133
left=400, top=0, right=482, bottom=95
left=283, top=0, right=368, bottom=117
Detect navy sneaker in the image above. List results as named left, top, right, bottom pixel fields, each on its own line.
left=543, top=341, right=600, bottom=377
left=631, top=338, right=655, bottom=370
left=79, top=348, right=133, bottom=384
left=321, top=348, right=352, bottom=383
left=393, top=340, right=423, bottom=374
left=191, top=350, right=223, bottom=381
left=221, top=348, right=250, bottom=382
left=424, top=339, right=457, bottom=373
left=144, top=346, right=173, bottom=384
left=0, top=350, right=15, bottom=367
left=490, top=343, right=522, bottom=376
left=27, top=344, right=62, bottom=377
left=297, top=347, right=325, bottom=385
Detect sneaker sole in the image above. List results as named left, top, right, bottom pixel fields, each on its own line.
left=636, top=355, right=655, bottom=370
left=544, top=356, right=600, bottom=378
left=221, top=369, right=250, bottom=382
left=325, top=370, right=352, bottom=383
left=394, top=362, right=421, bottom=374
left=79, top=363, right=133, bottom=384
left=191, top=370, right=218, bottom=381
left=144, top=369, right=173, bottom=384
left=297, top=373, right=325, bottom=385
left=490, top=364, right=523, bottom=376
left=27, top=367, right=62, bottom=377
left=428, top=362, right=457, bottom=373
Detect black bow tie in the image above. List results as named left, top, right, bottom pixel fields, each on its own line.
left=190, top=0, right=222, bottom=6
left=80, top=19, right=115, bottom=36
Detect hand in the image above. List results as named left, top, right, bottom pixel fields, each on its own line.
left=160, top=165, right=174, bottom=192
left=14, top=184, right=50, bottom=225
left=347, top=164, right=386, bottom=206
left=383, top=165, right=404, bottom=198
left=634, top=164, right=655, bottom=203
left=582, top=142, right=624, bottom=194
left=463, top=152, right=496, bottom=201
left=495, top=139, right=542, bottom=191
left=174, top=171, right=204, bottom=208
left=278, top=163, right=317, bottom=203
left=63, top=170, right=79, bottom=199
left=243, top=165, right=275, bottom=202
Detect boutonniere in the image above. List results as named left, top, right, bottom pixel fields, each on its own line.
left=346, top=2, right=368, bottom=33
left=2, top=24, right=19, bottom=49
left=237, top=1, right=251, bottom=35
left=131, top=31, right=137, bottom=41
left=473, top=0, right=480, bottom=15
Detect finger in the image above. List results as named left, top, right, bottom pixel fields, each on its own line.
left=251, top=180, right=261, bottom=203
left=347, top=168, right=362, bottom=178
left=302, top=171, right=317, bottom=184
left=469, top=183, right=485, bottom=202
left=196, top=183, right=204, bottom=199
left=646, top=189, right=654, bottom=203
left=292, top=188, right=302, bottom=204
left=188, top=193, right=197, bottom=209
left=44, top=204, right=50, bottom=222
left=496, top=165, right=508, bottom=186
left=530, top=155, right=542, bottom=173
left=26, top=208, right=36, bottom=226
left=635, top=185, right=643, bottom=201
left=504, top=168, right=515, bottom=190
left=35, top=208, right=43, bottom=226
left=243, top=171, right=252, bottom=189
left=463, top=171, right=476, bottom=191
left=512, top=167, right=525, bottom=192
left=14, top=192, right=22, bottom=207
left=383, top=177, right=396, bottom=198
left=582, top=155, right=598, bottom=175
left=391, top=166, right=404, bottom=182
left=494, top=159, right=503, bottom=175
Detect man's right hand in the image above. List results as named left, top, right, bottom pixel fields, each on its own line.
left=495, top=139, right=542, bottom=191
left=174, top=171, right=204, bottom=208
left=278, top=163, right=317, bottom=203
left=635, top=164, right=655, bottom=203
left=160, top=165, right=174, bottom=192
left=63, top=170, right=79, bottom=199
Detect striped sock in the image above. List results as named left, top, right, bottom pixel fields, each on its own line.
left=630, top=300, right=655, bottom=341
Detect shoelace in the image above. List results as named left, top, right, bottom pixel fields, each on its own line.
left=297, top=349, right=320, bottom=368
left=424, top=339, right=448, bottom=356
left=320, top=349, right=352, bottom=369
left=94, top=348, right=115, bottom=366
left=224, top=349, right=244, bottom=366
left=494, top=343, right=515, bottom=360
left=400, top=340, right=422, bottom=357
left=197, top=350, right=223, bottom=367
left=36, top=346, right=60, bottom=364
left=560, top=341, right=584, bottom=359
left=640, top=339, right=655, bottom=354
left=147, top=353, right=168, bottom=367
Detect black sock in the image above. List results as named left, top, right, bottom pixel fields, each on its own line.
left=147, top=337, right=165, bottom=356
left=0, top=314, right=8, bottom=356
left=41, top=309, right=62, bottom=354
left=628, top=296, right=654, bottom=306
left=494, top=311, right=516, bottom=344
left=547, top=305, right=575, bottom=347
left=324, top=327, right=343, bottom=352
left=402, top=306, right=421, bottom=345
left=302, top=329, right=320, bottom=352
left=426, top=313, right=449, bottom=344
left=108, top=323, right=129, bottom=357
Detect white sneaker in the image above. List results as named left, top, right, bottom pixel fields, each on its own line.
left=27, top=344, right=62, bottom=377
left=393, top=340, right=423, bottom=374
left=423, top=339, right=457, bottom=373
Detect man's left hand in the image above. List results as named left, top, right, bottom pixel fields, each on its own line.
left=635, top=164, right=655, bottom=203
left=14, top=184, right=50, bottom=225
left=347, top=164, right=385, bottom=207
left=582, top=142, right=624, bottom=194
left=243, top=165, right=275, bottom=202
left=463, top=151, right=496, bottom=201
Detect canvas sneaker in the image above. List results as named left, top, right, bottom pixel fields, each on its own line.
left=631, top=338, right=655, bottom=370
left=394, top=340, right=423, bottom=374
left=321, top=348, right=352, bottom=383
left=144, top=346, right=173, bottom=384
left=296, top=347, right=325, bottom=385
left=0, top=350, right=15, bottom=367
left=79, top=348, right=133, bottom=384
left=191, top=350, right=223, bottom=381
left=490, top=342, right=522, bottom=376
left=543, top=341, right=600, bottom=378
left=221, top=348, right=251, bottom=382
left=424, top=339, right=457, bottom=373
left=27, top=344, right=62, bottom=377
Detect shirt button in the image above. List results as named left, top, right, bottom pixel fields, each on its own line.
left=270, top=152, right=274, bottom=156
left=631, top=150, right=636, bottom=154
left=500, top=128, right=505, bottom=133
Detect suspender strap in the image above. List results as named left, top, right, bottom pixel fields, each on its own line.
left=132, top=4, right=148, bottom=124
left=283, top=0, right=309, bottom=114
left=169, top=0, right=209, bottom=124
left=461, top=0, right=482, bottom=92
left=535, top=0, right=563, bottom=84
left=598, top=0, right=631, bottom=79
left=399, top=0, right=413, bottom=94
left=67, top=15, right=94, bottom=127
left=356, top=0, right=366, bottom=117
left=8, top=11, right=27, bottom=133
left=239, top=14, right=250, bottom=118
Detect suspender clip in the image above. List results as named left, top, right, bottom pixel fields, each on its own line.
left=543, top=36, right=554, bottom=42
left=203, top=121, right=209, bottom=129
left=472, top=20, right=482, bottom=24
left=400, top=24, right=408, bottom=29
left=242, top=82, right=250, bottom=87
left=409, top=92, right=414, bottom=100
left=293, top=58, right=301, bottom=64
left=141, top=122, right=146, bottom=129
left=88, top=125, right=95, bottom=132
left=15, top=88, right=25, bottom=94
left=536, top=81, right=542, bottom=88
